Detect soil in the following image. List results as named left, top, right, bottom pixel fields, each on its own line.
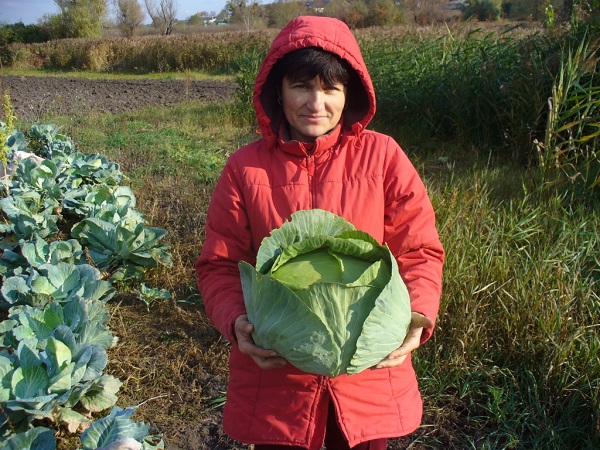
left=0, top=75, right=426, bottom=450
left=0, top=74, right=237, bottom=121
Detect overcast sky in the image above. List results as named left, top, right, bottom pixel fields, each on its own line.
left=0, top=0, right=227, bottom=25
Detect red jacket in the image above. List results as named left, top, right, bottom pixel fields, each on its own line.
left=196, top=16, right=444, bottom=449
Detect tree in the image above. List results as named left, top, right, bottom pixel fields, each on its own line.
left=363, top=0, right=404, bottom=26
left=266, top=0, right=303, bottom=29
left=226, top=0, right=266, bottom=31
left=463, top=0, right=502, bottom=21
left=327, top=0, right=369, bottom=28
left=114, top=0, right=146, bottom=37
left=144, top=0, right=177, bottom=35
left=402, top=0, right=446, bottom=25
left=53, top=0, right=108, bottom=38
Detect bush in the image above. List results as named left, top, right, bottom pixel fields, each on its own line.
left=463, top=0, right=502, bottom=21
left=0, top=22, right=52, bottom=45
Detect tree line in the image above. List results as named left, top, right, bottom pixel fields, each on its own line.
left=0, top=0, right=598, bottom=44
left=0, top=0, right=176, bottom=42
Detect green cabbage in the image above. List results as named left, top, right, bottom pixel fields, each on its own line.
left=239, top=209, right=412, bottom=377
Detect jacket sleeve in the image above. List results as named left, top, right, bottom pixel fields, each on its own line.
left=383, top=138, right=445, bottom=343
left=195, top=155, right=253, bottom=343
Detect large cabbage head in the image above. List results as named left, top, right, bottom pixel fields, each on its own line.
left=239, top=209, right=411, bottom=377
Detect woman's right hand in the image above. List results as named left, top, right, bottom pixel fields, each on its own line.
left=234, top=314, right=288, bottom=370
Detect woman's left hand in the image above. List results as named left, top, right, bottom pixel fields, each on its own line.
left=375, top=312, right=434, bottom=369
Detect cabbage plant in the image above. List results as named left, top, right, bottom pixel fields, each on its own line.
left=0, top=262, right=115, bottom=310
left=80, top=406, right=164, bottom=450
left=239, top=209, right=412, bottom=377
left=71, top=219, right=173, bottom=281
left=0, top=123, right=165, bottom=448
left=0, top=237, right=85, bottom=277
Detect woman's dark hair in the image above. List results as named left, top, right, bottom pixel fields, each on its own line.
left=270, top=47, right=351, bottom=87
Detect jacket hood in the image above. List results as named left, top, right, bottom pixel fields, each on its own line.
left=253, top=16, right=376, bottom=143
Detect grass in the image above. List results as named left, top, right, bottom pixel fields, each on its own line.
left=30, top=98, right=599, bottom=449
left=418, top=159, right=599, bottom=448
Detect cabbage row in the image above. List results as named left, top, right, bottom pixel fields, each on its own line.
left=0, top=124, right=168, bottom=449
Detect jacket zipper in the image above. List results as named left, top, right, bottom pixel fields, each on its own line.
left=307, top=155, right=315, bottom=209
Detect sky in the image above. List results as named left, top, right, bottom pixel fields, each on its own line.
left=0, top=0, right=228, bottom=25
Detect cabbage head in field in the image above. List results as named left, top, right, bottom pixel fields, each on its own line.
left=239, top=209, right=412, bottom=377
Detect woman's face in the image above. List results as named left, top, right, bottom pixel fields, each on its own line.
left=281, top=75, right=346, bottom=143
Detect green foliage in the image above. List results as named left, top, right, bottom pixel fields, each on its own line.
left=544, top=0, right=556, bottom=28
left=72, top=219, right=173, bottom=281
left=226, top=0, right=266, bottom=31
left=0, top=297, right=118, bottom=434
left=0, top=22, right=52, bottom=45
left=0, top=31, right=275, bottom=73
left=265, top=1, right=304, bottom=28
left=231, top=49, right=265, bottom=126
left=362, top=26, right=567, bottom=161
left=26, top=124, right=75, bottom=159
left=422, top=164, right=600, bottom=448
left=0, top=237, right=85, bottom=278
left=0, top=192, right=60, bottom=241
left=134, top=282, right=171, bottom=311
left=0, top=262, right=115, bottom=309
left=0, top=426, right=56, bottom=449
left=463, top=0, right=502, bottom=21
left=80, top=406, right=164, bottom=450
left=534, top=29, right=600, bottom=204
left=0, top=127, right=172, bottom=281
left=327, top=0, right=404, bottom=27
left=115, top=0, right=146, bottom=38
left=52, top=0, right=108, bottom=39
left=0, top=92, right=17, bottom=166
left=0, top=123, right=166, bottom=448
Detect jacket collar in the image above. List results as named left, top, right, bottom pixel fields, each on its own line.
left=277, top=122, right=343, bottom=157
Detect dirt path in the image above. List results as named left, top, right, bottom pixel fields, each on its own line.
left=0, top=75, right=237, bottom=121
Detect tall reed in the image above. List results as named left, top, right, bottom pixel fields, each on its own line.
left=362, top=25, right=559, bottom=162
left=1, top=31, right=276, bottom=74
left=535, top=28, right=600, bottom=205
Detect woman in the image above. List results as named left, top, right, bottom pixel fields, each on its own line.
left=196, top=16, right=444, bottom=450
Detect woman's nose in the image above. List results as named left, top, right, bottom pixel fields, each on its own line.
left=306, top=90, right=324, bottom=111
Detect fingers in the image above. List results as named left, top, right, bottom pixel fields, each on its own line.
left=241, top=342, right=287, bottom=370
left=252, top=354, right=288, bottom=370
left=411, top=312, right=434, bottom=329
left=375, top=353, right=409, bottom=369
left=374, top=312, right=435, bottom=369
left=234, top=314, right=288, bottom=370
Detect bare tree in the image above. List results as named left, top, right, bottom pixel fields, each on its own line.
left=114, top=0, right=146, bottom=37
left=144, top=0, right=178, bottom=35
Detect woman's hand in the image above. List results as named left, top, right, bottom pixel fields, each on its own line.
left=375, top=312, right=434, bottom=369
left=234, top=314, right=288, bottom=370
